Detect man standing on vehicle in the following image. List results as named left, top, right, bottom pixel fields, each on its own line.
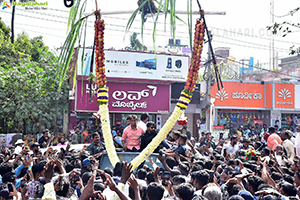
left=86, top=132, right=106, bottom=157
left=122, top=115, right=144, bottom=152
left=137, top=113, right=149, bottom=133
left=38, top=129, right=53, bottom=148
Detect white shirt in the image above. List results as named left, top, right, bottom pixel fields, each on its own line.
left=222, top=143, right=238, bottom=156
left=282, top=139, right=295, bottom=161
left=136, top=179, right=147, bottom=188
left=137, top=121, right=147, bottom=133
left=14, top=145, right=22, bottom=154
left=295, top=132, right=300, bottom=158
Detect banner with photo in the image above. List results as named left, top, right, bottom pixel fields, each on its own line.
left=76, top=49, right=190, bottom=82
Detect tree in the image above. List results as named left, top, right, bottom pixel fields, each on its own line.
left=0, top=19, right=69, bottom=134
left=125, top=32, right=147, bottom=51
left=267, top=7, right=300, bottom=55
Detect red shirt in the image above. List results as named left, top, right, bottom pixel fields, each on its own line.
left=122, top=126, right=144, bottom=150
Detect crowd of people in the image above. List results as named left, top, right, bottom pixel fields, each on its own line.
left=0, top=113, right=300, bottom=200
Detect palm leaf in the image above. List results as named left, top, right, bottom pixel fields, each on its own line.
left=187, top=0, right=193, bottom=58
left=125, top=0, right=148, bottom=36
left=170, top=0, right=176, bottom=41
left=164, top=0, right=170, bottom=32
left=58, top=0, right=92, bottom=90
left=58, top=19, right=84, bottom=90
left=67, top=0, right=82, bottom=33
left=153, top=0, right=164, bottom=53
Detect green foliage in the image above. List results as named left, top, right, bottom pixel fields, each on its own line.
left=267, top=7, right=300, bottom=55
left=125, top=32, right=147, bottom=51
left=0, top=19, right=69, bottom=134
left=126, top=0, right=188, bottom=54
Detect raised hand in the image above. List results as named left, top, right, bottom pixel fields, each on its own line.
left=79, top=174, right=104, bottom=200
left=105, top=173, right=118, bottom=191
left=127, top=175, right=139, bottom=190
left=120, top=161, right=133, bottom=184
left=44, top=160, right=55, bottom=183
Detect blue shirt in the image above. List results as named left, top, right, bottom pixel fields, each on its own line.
left=174, top=144, right=187, bottom=156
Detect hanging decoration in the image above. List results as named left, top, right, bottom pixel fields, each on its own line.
left=90, top=6, right=209, bottom=170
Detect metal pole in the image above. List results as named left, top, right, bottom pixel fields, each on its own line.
left=206, top=31, right=212, bottom=132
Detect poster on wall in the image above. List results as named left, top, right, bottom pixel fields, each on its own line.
left=76, top=49, right=190, bottom=82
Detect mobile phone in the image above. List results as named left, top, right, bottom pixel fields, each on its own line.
left=228, top=160, right=236, bottom=166
left=7, top=183, right=13, bottom=193
left=209, top=172, right=214, bottom=182
left=26, top=154, right=29, bottom=161
left=26, top=171, right=31, bottom=181
left=163, top=172, right=170, bottom=179
left=162, top=179, right=168, bottom=186
left=269, top=160, right=274, bottom=166
left=224, top=168, right=229, bottom=175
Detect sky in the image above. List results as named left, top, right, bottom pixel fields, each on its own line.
left=1, top=0, right=299, bottom=67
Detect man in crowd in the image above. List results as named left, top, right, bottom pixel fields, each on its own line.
left=38, top=129, right=53, bottom=148
left=178, top=124, right=191, bottom=140
left=295, top=125, right=300, bottom=157
left=137, top=113, right=149, bottom=133
left=281, top=130, right=295, bottom=161
left=86, top=132, right=106, bottom=156
left=121, top=115, right=144, bottom=152
left=140, top=121, right=159, bottom=153
left=222, top=135, right=238, bottom=157
left=164, top=134, right=188, bottom=157
left=82, top=126, right=90, bottom=143
left=229, top=124, right=237, bottom=137
left=267, top=126, right=282, bottom=150
left=239, top=138, right=251, bottom=151
left=14, top=139, right=24, bottom=154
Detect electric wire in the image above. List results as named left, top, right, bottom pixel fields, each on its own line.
left=14, top=7, right=300, bottom=45
left=215, top=54, right=300, bottom=80
left=3, top=9, right=299, bottom=80
left=3, top=10, right=292, bottom=53
left=269, top=7, right=300, bottom=18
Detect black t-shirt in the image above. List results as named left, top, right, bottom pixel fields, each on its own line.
left=38, top=136, right=48, bottom=147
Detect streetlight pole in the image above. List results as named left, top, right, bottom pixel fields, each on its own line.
left=206, top=31, right=214, bottom=133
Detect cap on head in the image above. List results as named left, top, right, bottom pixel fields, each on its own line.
left=15, top=139, right=25, bottom=145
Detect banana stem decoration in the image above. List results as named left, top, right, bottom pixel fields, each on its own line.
left=93, top=17, right=120, bottom=167
left=92, top=14, right=206, bottom=170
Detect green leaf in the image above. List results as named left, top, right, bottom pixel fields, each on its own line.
left=125, top=0, right=148, bottom=35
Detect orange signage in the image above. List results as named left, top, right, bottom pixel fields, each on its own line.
left=274, top=83, right=294, bottom=109
left=211, top=82, right=265, bottom=108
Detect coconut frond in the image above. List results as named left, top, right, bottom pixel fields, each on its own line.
left=187, top=0, right=193, bottom=58
left=127, top=0, right=187, bottom=54
left=58, top=0, right=92, bottom=90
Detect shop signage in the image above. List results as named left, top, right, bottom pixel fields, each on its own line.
left=253, top=120, right=264, bottom=125
left=76, top=48, right=189, bottom=82
left=76, top=80, right=170, bottom=113
left=274, top=83, right=294, bottom=109
left=212, top=82, right=265, bottom=108
left=111, top=85, right=157, bottom=111
left=213, top=126, right=224, bottom=130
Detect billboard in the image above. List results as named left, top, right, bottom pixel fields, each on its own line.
left=76, top=79, right=170, bottom=113
left=76, top=49, right=189, bottom=82
left=274, top=83, right=295, bottom=109
left=211, top=81, right=265, bottom=108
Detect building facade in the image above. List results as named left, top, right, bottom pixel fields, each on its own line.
left=210, top=80, right=300, bottom=131
left=69, top=48, right=202, bottom=138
